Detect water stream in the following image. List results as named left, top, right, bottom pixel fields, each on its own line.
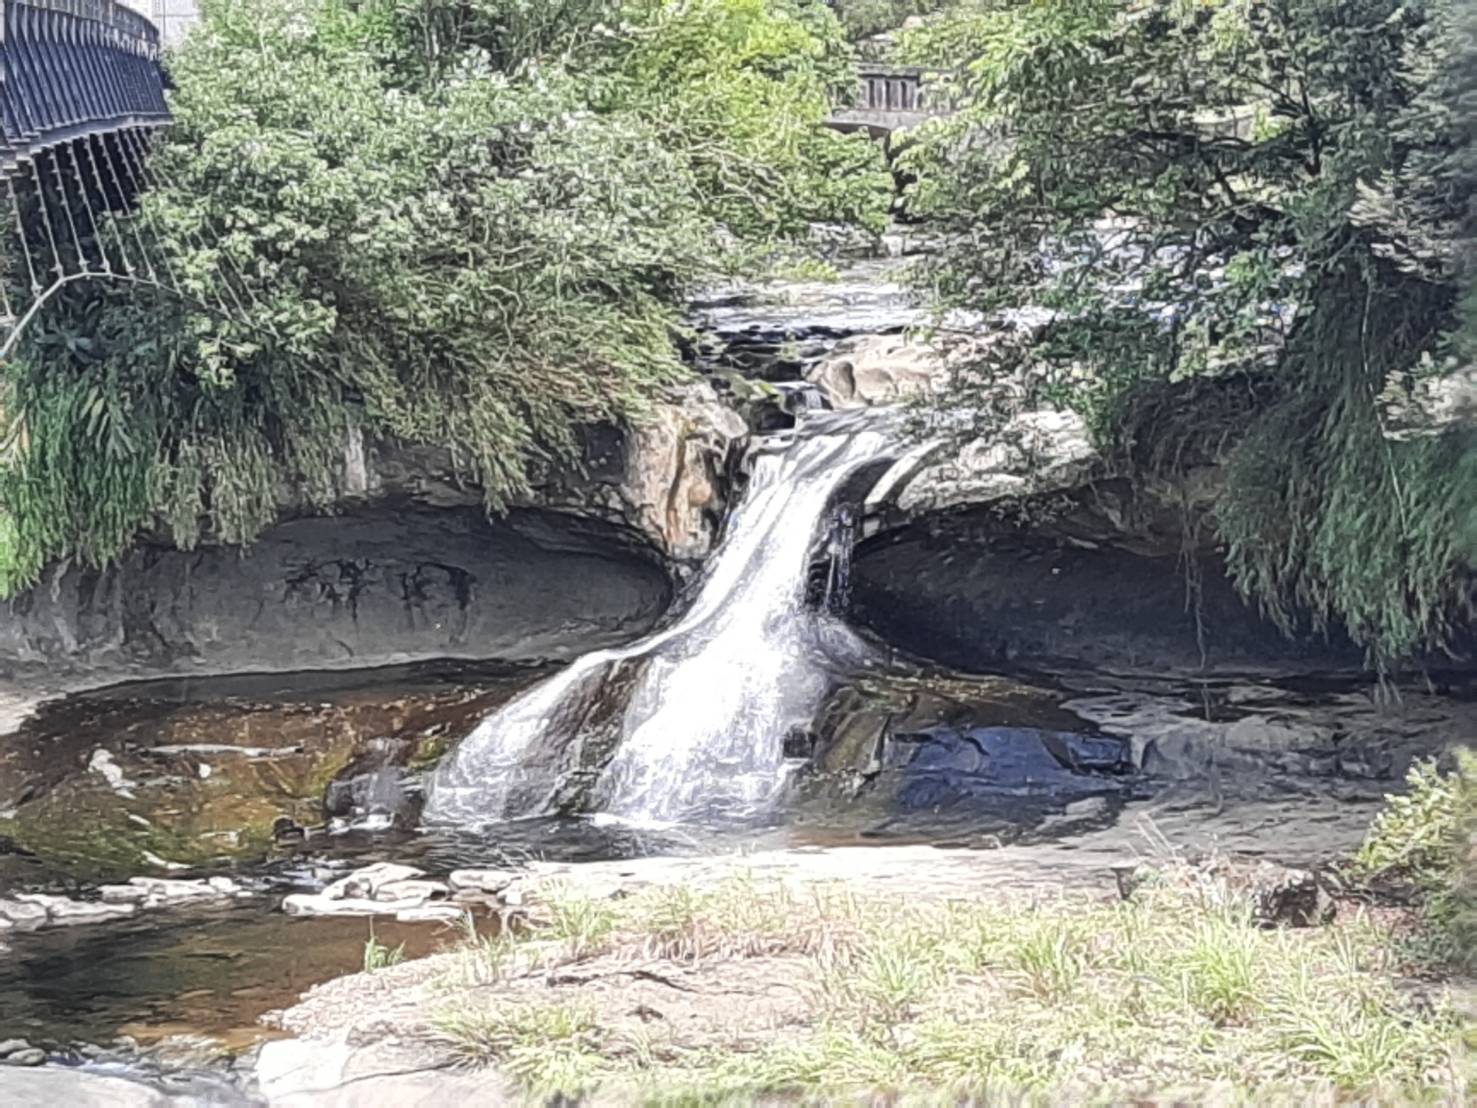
left=426, top=412, right=897, bottom=827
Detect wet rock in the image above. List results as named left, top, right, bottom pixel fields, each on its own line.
left=322, top=736, right=423, bottom=831
left=0, top=1039, right=32, bottom=1057
left=98, top=876, right=245, bottom=904
left=448, top=868, right=520, bottom=894
left=283, top=862, right=454, bottom=917
left=373, top=879, right=448, bottom=903
left=322, top=862, right=425, bottom=900
left=0, top=663, right=554, bottom=878
left=394, top=905, right=466, bottom=924
left=4, top=893, right=134, bottom=927
left=283, top=894, right=395, bottom=918
left=0, top=1048, right=43, bottom=1066
left=1242, top=862, right=1337, bottom=928
left=0, top=899, right=47, bottom=930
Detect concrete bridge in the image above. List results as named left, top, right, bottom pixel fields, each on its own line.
left=827, top=64, right=948, bottom=139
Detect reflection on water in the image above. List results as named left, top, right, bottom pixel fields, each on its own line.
left=0, top=902, right=463, bottom=1049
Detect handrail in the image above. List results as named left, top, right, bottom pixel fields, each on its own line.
left=4, top=0, right=161, bottom=52
left=0, top=0, right=169, bottom=174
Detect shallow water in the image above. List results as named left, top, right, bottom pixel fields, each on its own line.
left=0, top=656, right=1467, bottom=1063
left=0, top=901, right=458, bottom=1049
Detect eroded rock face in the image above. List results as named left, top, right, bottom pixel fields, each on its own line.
left=849, top=517, right=1358, bottom=674
left=340, top=382, right=746, bottom=566
left=0, top=506, right=669, bottom=690
left=0, top=382, right=745, bottom=695
left=806, top=332, right=987, bottom=410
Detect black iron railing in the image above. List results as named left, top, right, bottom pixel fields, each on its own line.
left=1, top=0, right=169, bottom=175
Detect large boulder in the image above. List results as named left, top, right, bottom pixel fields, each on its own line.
left=333, top=381, right=746, bottom=565
left=806, top=333, right=952, bottom=408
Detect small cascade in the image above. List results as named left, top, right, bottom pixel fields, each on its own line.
left=424, top=412, right=898, bottom=827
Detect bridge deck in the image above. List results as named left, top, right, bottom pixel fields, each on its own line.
left=827, top=64, right=949, bottom=138
left=1, top=0, right=169, bottom=175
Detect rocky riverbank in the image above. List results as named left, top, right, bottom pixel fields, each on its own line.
left=246, top=841, right=1469, bottom=1103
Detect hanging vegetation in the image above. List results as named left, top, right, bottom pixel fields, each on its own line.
left=0, top=0, right=892, bottom=592
left=900, top=0, right=1477, bottom=665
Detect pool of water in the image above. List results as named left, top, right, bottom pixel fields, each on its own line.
left=0, top=901, right=460, bottom=1050
left=0, top=656, right=1466, bottom=1063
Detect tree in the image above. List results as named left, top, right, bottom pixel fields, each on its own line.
left=0, top=0, right=891, bottom=589
left=900, top=0, right=1477, bottom=665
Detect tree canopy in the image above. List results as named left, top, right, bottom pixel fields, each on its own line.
left=0, top=0, right=891, bottom=590
left=900, top=0, right=1477, bottom=665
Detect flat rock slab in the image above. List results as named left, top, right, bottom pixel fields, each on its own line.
left=321, top=862, right=426, bottom=900
left=0, top=1067, right=181, bottom=1107
left=257, top=1038, right=512, bottom=1106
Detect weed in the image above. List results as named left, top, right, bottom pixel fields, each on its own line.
left=361, top=926, right=405, bottom=973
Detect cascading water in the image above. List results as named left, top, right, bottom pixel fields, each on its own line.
left=424, top=412, right=896, bottom=827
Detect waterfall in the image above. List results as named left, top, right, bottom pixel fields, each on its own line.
left=424, top=412, right=895, bottom=827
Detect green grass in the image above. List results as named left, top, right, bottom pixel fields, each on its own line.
left=361, top=927, right=405, bottom=973
left=1354, top=751, right=1476, bottom=968
left=425, top=864, right=1470, bottom=1102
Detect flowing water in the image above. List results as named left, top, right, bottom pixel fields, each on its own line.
left=426, top=412, right=899, bottom=827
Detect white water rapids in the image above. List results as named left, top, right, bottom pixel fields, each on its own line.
left=424, top=413, right=898, bottom=826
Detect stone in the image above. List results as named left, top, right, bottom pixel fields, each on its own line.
left=123, top=877, right=222, bottom=901
left=323, top=759, right=418, bottom=831
left=393, top=905, right=466, bottom=924
left=447, top=868, right=521, bottom=894
left=806, top=333, right=956, bottom=409
left=1244, top=863, right=1337, bottom=929
left=14, top=893, right=136, bottom=925
left=0, top=898, right=49, bottom=930
left=0, top=1039, right=31, bottom=1058
left=321, top=862, right=425, bottom=901
left=1111, top=862, right=1158, bottom=901
left=547, top=382, right=747, bottom=564
left=372, top=879, right=449, bottom=904
left=98, top=885, right=151, bottom=904
left=0, top=506, right=673, bottom=696
left=0, top=1048, right=44, bottom=1066
left=255, top=1038, right=514, bottom=1105
left=282, top=894, right=402, bottom=918
left=0, top=1068, right=174, bottom=1106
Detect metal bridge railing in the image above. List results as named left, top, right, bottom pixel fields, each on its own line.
left=0, top=0, right=169, bottom=176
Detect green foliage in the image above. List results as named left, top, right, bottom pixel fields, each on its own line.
left=901, top=0, right=1477, bottom=664
left=362, top=928, right=406, bottom=972
left=0, top=0, right=888, bottom=587
left=831, top=0, right=948, bottom=41
left=1355, top=752, right=1476, bottom=967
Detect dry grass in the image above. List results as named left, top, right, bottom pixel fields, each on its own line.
left=426, top=865, right=1471, bottom=1103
